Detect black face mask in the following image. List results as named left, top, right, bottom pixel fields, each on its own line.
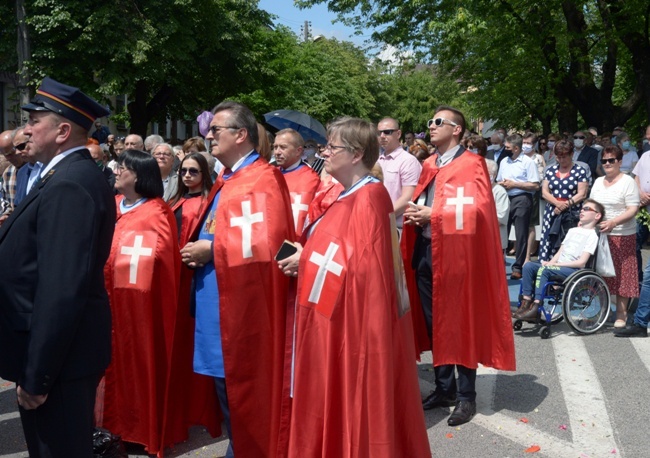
left=504, top=149, right=513, bottom=156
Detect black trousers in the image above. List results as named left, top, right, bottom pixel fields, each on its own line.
left=414, top=236, right=477, bottom=402
left=507, top=193, right=533, bottom=273
left=215, top=377, right=234, bottom=458
left=19, top=373, right=101, bottom=458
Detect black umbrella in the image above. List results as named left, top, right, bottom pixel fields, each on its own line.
left=263, top=110, right=327, bottom=145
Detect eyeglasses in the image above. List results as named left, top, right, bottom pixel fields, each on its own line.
left=180, top=167, right=201, bottom=177
left=14, top=142, right=27, bottom=151
left=324, top=144, right=347, bottom=154
left=601, top=158, right=618, bottom=164
left=573, top=135, right=586, bottom=140
left=153, top=152, right=172, bottom=158
left=555, top=153, right=571, bottom=158
left=428, top=117, right=458, bottom=128
left=209, top=125, right=238, bottom=136
left=581, top=206, right=597, bottom=213
left=115, top=165, right=132, bottom=174
left=378, top=129, right=397, bottom=136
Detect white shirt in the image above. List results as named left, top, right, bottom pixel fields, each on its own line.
left=590, top=174, right=640, bottom=236
left=558, top=227, right=598, bottom=263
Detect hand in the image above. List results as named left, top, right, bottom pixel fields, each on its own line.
left=277, top=243, right=302, bottom=277
left=640, top=191, right=650, bottom=207
left=404, top=204, right=432, bottom=226
left=180, top=240, right=213, bottom=268
left=541, top=260, right=550, bottom=266
left=499, top=179, right=515, bottom=190
left=0, top=214, right=8, bottom=226
left=17, top=385, right=47, bottom=410
left=599, top=219, right=617, bottom=233
left=553, top=206, right=562, bottom=216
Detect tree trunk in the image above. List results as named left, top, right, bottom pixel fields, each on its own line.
left=127, top=81, right=174, bottom=137
left=16, top=0, right=31, bottom=124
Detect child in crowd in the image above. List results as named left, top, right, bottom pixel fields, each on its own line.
left=514, top=198, right=605, bottom=321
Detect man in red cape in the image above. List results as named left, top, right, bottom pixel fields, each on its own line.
left=403, top=106, right=516, bottom=427
left=274, top=128, right=321, bottom=238
left=181, top=101, right=294, bottom=458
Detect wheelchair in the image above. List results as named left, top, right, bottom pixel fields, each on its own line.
left=512, top=266, right=611, bottom=339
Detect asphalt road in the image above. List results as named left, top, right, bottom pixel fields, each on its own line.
left=2, top=257, right=648, bottom=457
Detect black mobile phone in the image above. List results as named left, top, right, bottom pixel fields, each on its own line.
left=275, top=240, right=298, bottom=261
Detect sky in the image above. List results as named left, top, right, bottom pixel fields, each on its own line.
left=257, top=0, right=372, bottom=47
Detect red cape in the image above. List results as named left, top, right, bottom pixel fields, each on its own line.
left=303, top=175, right=344, bottom=237
left=401, top=151, right=516, bottom=371
left=282, top=164, right=321, bottom=238
left=98, top=197, right=181, bottom=454
left=289, top=183, right=431, bottom=458
left=189, top=158, right=295, bottom=458
left=162, top=195, right=221, bottom=451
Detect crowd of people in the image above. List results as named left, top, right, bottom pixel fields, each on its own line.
left=0, top=76, right=648, bottom=458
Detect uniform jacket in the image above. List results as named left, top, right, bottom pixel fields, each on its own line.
left=0, top=149, right=116, bottom=394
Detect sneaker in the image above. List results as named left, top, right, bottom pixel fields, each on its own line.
left=613, top=323, right=648, bottom=338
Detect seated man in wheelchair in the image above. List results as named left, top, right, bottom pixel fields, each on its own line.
left=514, top=198, right=605, bottom=322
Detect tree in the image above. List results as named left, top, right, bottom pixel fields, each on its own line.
left=2, top=0, right=272, bottom=135
left=297, top=0, right=649, bottom=133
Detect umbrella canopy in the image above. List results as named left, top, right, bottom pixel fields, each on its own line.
left=263, top=109, right=327, bottom=145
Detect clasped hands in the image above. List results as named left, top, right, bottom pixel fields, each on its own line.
left=17, top=385, right=47, bottom=410
left=404, top=204, right=431, bottom=227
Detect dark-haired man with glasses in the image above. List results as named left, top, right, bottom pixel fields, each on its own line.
left=377, top=117, right=421, bottom=234
left=180, top=101, right=294, bottom=457
left=402, top=106, right=516, bottom=427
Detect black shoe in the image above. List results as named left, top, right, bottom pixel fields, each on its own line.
left=510, top=271, right=522, bottom=280
left=613, top=323, right=648, bottom=337
left=447, top=400, right=477, bottom=426
left=422, top=391, right=457, bottom=410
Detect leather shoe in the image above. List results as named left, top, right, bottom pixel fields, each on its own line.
left=613, top=323, right=648, bottom=337
left=510, top=271, right=522, bottom=280
left=518, top=302, right=539, bottom=322
left=422, top=391, right=457, bottom=410
left=513, top=299, right=532, bottom=319
left=447, top=400, right=477, bottom=426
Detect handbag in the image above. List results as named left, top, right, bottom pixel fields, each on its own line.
left=92, top=427, right=127, bottom=458
left=595, top=233, right=616, bottom=277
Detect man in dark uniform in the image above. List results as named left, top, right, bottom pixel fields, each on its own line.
left=0, top=77, right=116, bottom=457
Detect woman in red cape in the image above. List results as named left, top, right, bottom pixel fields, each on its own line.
left=163, top=152, right=222, bottom=448
left=97, top=150, right=180, bottom=455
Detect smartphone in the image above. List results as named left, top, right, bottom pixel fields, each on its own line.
left=407, top=201, right=418, bottom=210
left=275, top=240, right=298, bottom=261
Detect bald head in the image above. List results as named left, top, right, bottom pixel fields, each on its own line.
left=87, top=143, right=103, bottom=162
left=0, top=130, right=13, bottom=155
left=124, top=134, right=144, bottom=150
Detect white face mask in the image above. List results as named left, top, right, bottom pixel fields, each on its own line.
left=573, top=139, right=584, bottom=148
left=487, top=144, right=500, bottom=151
left=522, top=144, right=534, bottom=153
left=547, top=141, right=555, bottom=150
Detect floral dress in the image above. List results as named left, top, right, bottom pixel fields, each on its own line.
left=538, top=163, right=589, bottom=261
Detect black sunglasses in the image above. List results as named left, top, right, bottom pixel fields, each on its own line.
left=573, top=135, right=586, bottom=140
left=14, top=142, right=27, bottom=151
left=180, top=167, right=201, bottom=177
left=600, top=158, right=618, bottom=164
left=377, top=129, right=396, bottom=136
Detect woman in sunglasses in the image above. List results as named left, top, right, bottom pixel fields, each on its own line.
left=170, top=152, right=213, bottom=245
left=590, top=145, right=640, bottom=327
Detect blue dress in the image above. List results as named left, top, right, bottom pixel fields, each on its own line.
left=538, top=163, right=589, bottom=261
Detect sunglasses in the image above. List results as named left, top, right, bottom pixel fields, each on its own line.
left=378, top=129, right=397, bottom=136
left=180, top=167, right=201, bottom=177
left=573, top=135, right=586, bottom=140
left=601, top=158, right=618, bottom=164
left=14, top=142, right=27, bottom=151
left=581, top=206, right=597, bottom=213
left=427, top=117, right=458, bottom=128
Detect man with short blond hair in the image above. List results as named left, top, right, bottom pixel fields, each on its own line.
left=377, top=117, right=421, bottom=233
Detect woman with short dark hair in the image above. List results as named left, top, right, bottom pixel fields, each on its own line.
left=97, top=149, right=182, bottom=454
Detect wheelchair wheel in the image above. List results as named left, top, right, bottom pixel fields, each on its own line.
left=562, top=272, right=610, bottom=334
left=541, top=294, right=564, bottom=325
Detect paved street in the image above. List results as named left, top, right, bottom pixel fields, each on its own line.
left=2, top=257, right=649, bottom=457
